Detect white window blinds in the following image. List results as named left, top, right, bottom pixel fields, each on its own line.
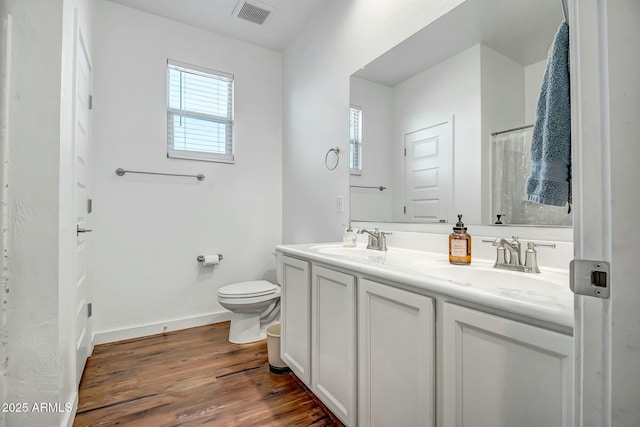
left=349, top=106, right=362, bottom=173
left=167, top=60, right=234, bottom=163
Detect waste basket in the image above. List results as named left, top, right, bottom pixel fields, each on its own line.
left=265, top=323, right=291, bottom=374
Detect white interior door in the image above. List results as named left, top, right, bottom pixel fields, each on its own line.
left=571, top=1, right=640, bottom=425
left=74, top=27, right=93, bottom=384
left=404, top=120, right=452, bottom=222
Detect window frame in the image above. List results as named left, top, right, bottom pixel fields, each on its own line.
left=166, top=59, right=235, bottom=163
left=349, top=105, right=363, bottom=175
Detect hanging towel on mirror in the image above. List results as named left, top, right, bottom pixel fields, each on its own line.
left=525, top=21, right=571, bottom=208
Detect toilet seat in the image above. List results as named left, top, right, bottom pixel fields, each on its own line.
left=217, top=280, right=277, bottom=299
left=217, top=280, right=282, bottom=344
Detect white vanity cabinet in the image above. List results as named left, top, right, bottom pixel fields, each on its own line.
left=277, top=244, right=573, bottom=427
left=311, top=265, right=357, bottom=427
left=442, top=303, right=573, bottom=427
left=280, top=255, right=312, bottom=386
left=358, top=278, right=435, bottom=427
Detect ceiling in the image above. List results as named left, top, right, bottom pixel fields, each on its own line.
left=108, top=0, right=564, bottom=82
left=355, top=0, right=564, bottom=86
left=108, top=0, right=327, bottom=52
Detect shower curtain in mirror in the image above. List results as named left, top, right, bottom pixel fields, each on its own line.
left=492, top=127, right=572, bottom=226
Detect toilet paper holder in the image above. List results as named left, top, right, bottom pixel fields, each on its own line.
left=197, top=254, right=224, bottom=263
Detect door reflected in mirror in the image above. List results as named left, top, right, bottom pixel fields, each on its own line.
left=349, top=0, right=571, bottom=227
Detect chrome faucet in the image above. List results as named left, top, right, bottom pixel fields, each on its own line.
left=523, top=241, right=557, bottom=273
left=482, top=235, right=555, bottom=273
left=357, top=228, right=392, bottom=251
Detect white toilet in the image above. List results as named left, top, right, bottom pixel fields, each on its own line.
left=217, top=280, right=281, bottom=344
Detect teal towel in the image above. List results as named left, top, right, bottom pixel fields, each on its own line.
left=526, top=21, right=571, bottom=207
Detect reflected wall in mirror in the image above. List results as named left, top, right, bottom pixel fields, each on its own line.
left=349, top=0, right=572, bottom=227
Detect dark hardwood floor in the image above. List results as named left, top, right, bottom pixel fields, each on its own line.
left=74, top=322, right=342, bottom=427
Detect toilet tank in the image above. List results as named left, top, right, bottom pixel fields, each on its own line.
left=275, top=250, right=283, bottom=284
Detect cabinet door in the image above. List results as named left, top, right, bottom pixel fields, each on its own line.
left=358, top=278, right=435, bottom=427
left=280, top=255, right=311, bottom=386
left=312, top=265, right=356, bottom=427
left=442, top=303, right=573, bottom=427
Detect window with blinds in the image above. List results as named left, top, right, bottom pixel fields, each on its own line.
left=349, top=106, right=362, bottom=174
left=167, top=60, right=234, bottom=163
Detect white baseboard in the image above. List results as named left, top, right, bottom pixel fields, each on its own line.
left=92, top=311, right=233, bottom=345
left=61, top=391, right=78, bottom=427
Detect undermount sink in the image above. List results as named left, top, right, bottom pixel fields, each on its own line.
left=307, top=243, right=570, bottom=303
left=309, top=244, right=441, bottom=267
left=422, top=263, right=568, bottom=301
left=310, top=244, right=384, bottom=259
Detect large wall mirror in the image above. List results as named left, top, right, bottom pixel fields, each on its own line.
left=349, top=0, right=571, bottom=227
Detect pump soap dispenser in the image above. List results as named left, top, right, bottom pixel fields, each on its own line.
left=449, top=214, right=471, bottom=265
left=343, top=222, right=357, bottom=247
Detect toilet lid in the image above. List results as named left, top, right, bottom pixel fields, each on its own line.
left=217, top=280, right=277, bottom=298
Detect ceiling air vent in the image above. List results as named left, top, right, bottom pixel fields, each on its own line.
left=233, top=0, right=274, bottom=25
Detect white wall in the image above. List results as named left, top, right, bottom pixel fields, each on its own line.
left=0, top=6, right=8, bottom=423
left=480, top=45, right=526, bottom=223
left=394, top=45, right=527, bottom=225
left=524, top=59, right=547, bottom=124
left=4, top=0, right=63, bottom=424
left=282, top=0, right=466, bottom=243
left=90, top=1, right=282, bottom=340
left=392, top=45, right=483, bottom=223
left=0, top=0, right=75, bottom=425
left=351, top=44, right=530, bottom=226
left=349, top=77, right=393, bottom=222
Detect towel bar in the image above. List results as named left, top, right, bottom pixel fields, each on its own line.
left=350, top=185, right=387, bottom=191
left=115, top=168, right=205, bottom=181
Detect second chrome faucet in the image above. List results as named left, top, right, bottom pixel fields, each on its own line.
left=483, top=235, right=556, bottom=273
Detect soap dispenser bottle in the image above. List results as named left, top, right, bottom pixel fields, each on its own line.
left=343, top=222, right=357, bottom=247
left=449, top=214, right=471, bottom=265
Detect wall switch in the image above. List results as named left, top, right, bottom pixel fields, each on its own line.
left=336, top=196, right=344, bottom=213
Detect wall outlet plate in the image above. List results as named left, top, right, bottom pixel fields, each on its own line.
left=570, top=259, right=610, bottom=299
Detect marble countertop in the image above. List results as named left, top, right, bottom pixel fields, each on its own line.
left=277, top=242, right=574, bottom=330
